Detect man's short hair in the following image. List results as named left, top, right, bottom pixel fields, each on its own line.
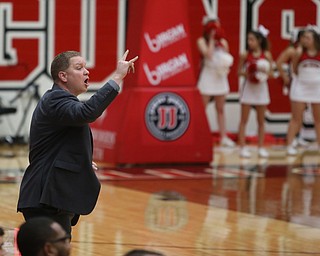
left=50, top=51, right=81, bottom=82
left=0, top=227, right=4, bottom=236
left=17, top=217, right=58, bottom=256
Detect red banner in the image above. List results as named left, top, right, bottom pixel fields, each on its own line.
left=125, top=0, right=196, bottom=88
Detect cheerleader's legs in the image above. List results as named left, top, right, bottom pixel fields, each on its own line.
left=238, top=104, right=251, bottom=148
left=256, top=105, right=267, bottom=148
left=287, top=101, right=306, bottom=146
left=214, top=95, right=227, bottom=139
left=311, top=103, right=320, bottom=147
left=201, top=94, right=211, bottom=106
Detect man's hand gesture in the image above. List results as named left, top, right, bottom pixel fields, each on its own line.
left=113, top=50, right=138, bottom=85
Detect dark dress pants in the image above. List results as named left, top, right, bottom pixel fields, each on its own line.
left=21, top=206, right=76, bottom=236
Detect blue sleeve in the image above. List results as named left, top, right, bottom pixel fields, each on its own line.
left=108, top=80, right=120, bottom=92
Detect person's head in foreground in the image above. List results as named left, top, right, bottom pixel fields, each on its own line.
left=0, top=227, right=6, bottom=256
left=17, top=217, right=71, bottom=256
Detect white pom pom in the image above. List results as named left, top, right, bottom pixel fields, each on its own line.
left=256, top=59, right=270, bottom=73
left=212, top=51, right=234, bottom=76
left=255, top=72, right=268, bottom=83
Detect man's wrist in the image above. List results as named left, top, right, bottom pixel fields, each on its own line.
left=108, top=79, right=120, bottom=92
left=112, top=73, right=124, bottom=86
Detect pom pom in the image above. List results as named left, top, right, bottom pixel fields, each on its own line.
left=204, top=21, right=219, bottom=35
left=256, top=59, right=270, bottom=73
left=247, top=59, right=270, bottom=83
left=212, top=51, right=234, bottom=76
left=247, top=62, right=259, bottom=83
left=214, top=27, right=226, bottom=40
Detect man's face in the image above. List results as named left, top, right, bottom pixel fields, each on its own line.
left=49, top=223, right=71, bottom=256
left=247, top=33, right=259, bottom=50
left=62, top=56, right=90, bottom=96
left=302, top=31, right=314, bottom=49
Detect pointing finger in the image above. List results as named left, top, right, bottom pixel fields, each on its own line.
left=128, top=56, right=139, bottom=64
left=121, top=50, right=129, bottom=61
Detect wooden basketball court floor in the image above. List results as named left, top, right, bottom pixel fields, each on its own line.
left=1, top=142, right=320, bottom=256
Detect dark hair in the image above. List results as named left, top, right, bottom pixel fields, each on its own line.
left=303, top=29, right=320, bottom=52
left=247, top=30, right=269, bottom=51
left=124, top=249, right=164, bottom=256
left=17, top=217, right=58, bottom=256
left=0, top=227, right=4, bottom=236
left=292, top=29, right=305, bottom=45
left=50, top=51, right=81, bottom=82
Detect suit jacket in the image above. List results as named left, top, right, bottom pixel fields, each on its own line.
left=17, top=81, right=119, bottom=215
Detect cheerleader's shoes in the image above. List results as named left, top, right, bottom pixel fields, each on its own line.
left=239, top=147, right=252, bottom=158
left=291, top=138, right=298, bottom=148
left=297, top=137, right=309, bottom=147
left=258, top=148, right=269, bottom=158
left=220, top=136, right=236, bottom=147
left=287, top=145, right=298, bottom=156
left=292, top=137, right=309, bottom=147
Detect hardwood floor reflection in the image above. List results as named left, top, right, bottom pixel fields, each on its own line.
left=1, top=144, right=320, bottom=255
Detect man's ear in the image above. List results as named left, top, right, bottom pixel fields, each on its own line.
left=58, top=71, right=67, bottom=83
left=43, top=242, right=57, bottom=256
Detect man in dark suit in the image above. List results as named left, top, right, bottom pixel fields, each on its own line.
left=17, top=50, right=138, bottom=235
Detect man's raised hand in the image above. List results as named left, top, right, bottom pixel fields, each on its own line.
left=113, top=50, right=138, bottom=84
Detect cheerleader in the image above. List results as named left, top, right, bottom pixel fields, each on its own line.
left=276, top=29, right=304, bottom=93
left=286, top=27, right=320, bottom=155
left=237, top=25, right=273, bottom=158
left=276, top=29, right=310, bottom=149
left=197, top=17, right=235, bottom=147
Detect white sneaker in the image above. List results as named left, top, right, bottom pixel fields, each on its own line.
left=258, top=148, right=269, bottom=158
left=287, top=146, right=298, bottom=156
left=220, top=136, right=235, bottom=147
left=291, top=138, right=298, bottom=148
left=297, top=137, right=309, bottom=147
left=240, top=147, right=251, bottom=158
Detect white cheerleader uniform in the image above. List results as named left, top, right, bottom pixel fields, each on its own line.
left=289, top=74, right=299, bottom=101
left=291, top=51, right=320, bottom=103
left=240, top=51, right=270, bottom=105
left=197, top=44, right=233, bottom=96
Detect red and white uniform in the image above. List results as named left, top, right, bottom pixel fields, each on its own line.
left=291, top=51, right=320, bottom=103
left=197, top=41, right=233, bottom=96
left=240, top=51, right=270, bottom=105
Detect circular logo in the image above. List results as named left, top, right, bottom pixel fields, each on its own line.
left=145, top=92, right=190, bottom=141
